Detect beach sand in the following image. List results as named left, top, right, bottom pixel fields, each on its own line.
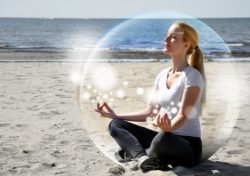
left=0, top=56, right=250, bottom=175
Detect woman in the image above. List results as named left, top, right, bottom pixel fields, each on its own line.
left=95, top=21, right=206, bottom=172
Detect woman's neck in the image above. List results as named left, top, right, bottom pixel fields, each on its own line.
left=170, top=56, right=189, bottom=73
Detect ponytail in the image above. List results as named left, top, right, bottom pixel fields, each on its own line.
left=188, top=46, right=207, bottom=115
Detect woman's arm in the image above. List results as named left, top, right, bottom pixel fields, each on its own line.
left=114, top=101, right=160, bottom=122
left=170, top=86, right=200, bottom=131
left=95, top=100, right=161, bottom=122
left=153, top=86, right=200, bottom=131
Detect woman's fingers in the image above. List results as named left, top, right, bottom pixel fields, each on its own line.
left=100, top=102, right=106, bottom=110
left=152, top=112, right=172, bottom=131
left=103, top=102, right=114, bottom=113
left=95, top=109, right=108, bottom=117
left=162, top=114, right=167, bottom=126
left=96, top=102, right=107, bottom=112
left=152, top=115, right=159, bottom=127
left=95, top=102, right=115, bottom=119
left=160, top=115, right=165, bottom=125
left=157, top=114, right=161, bottom=126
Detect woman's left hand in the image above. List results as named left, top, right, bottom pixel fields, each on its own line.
left=153, top=112, right=172, bottom=132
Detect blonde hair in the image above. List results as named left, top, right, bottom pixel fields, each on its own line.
left=173, top=21, right=207, bottom=115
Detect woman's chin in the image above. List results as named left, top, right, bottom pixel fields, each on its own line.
left=163, top=48, right=170, bottom=55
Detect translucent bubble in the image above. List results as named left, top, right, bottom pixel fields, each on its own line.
left=76, top=11, right=239, bottom=169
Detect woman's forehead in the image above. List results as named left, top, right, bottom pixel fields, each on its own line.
left=167, top=25, right=183, bottom=34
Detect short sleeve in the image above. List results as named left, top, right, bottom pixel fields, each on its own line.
left=184, top=70, right=204, bottom=89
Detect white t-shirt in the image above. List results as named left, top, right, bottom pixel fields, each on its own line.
left=150, top=65, right=204, bottom=138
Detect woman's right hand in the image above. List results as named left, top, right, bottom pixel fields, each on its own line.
left=94, top=102, right=117, bottom=119
left=153, top=112, right=172, bottom=132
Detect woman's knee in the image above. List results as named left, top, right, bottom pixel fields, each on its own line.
left=147, top=132, right=172, bottom=157
left=152, top=131, right=172, bottom=146
left=108, top=118, right=123, bottom=136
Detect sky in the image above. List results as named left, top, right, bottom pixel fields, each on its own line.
left=0, top=0, right=249, bottom=18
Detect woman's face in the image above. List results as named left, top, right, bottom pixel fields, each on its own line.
left=163, top=25, right=190, bottom=56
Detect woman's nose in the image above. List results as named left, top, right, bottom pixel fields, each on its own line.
left=165, top=35, right=170, bottom=43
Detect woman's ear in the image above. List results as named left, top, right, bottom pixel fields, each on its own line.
left=184, top=41, right=191, bottom=49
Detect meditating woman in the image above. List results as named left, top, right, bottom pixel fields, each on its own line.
left=95, top=21, right=206, bottom=172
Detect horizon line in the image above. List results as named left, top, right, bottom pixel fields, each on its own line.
left=0, top=16, right=249, bottom=19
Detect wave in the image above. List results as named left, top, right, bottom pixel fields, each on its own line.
left=1, top=42, right=250, bottom=59
left=227, top=43, right=244, bottom=47
left=0, top=40, right=249, bottom=53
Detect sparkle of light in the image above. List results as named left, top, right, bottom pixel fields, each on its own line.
left=116, top=89, right=125, bottom=99
left=87, top=84, right=92, bottom=89
left=91, top=64, right=118, bottom=91
left=136, top=87, right=144, bottom=95
left=153, top=108, right=159, bottom=115
left=171, top=107, right=178, bottom=114
left=83, top=91, right=91, bottom=100
left=70, top=71, right=81, bottom=84
left=103, top=94, right=108, bottom=99
left=123, top=81, right=129, bottom=86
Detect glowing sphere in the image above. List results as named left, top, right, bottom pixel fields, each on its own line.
left=76, top=11, right=239, bottom=170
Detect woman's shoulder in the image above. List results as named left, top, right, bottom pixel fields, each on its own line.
left=183, top=66, right=204, bottom=88
left=184, top=66, right=202, bottom=78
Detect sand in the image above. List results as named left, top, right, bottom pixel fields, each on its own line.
left=0, top=57, right=250, bottom=175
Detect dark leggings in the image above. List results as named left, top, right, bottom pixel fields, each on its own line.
left=108, top=118, right=202, bottom=168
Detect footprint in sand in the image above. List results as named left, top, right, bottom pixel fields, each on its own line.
left=50, top=110, right=64, bottom=115
left=42, top=134, right=57, bottom=141
left=2, top=144, right=18, bottom=154
left=0, top=123, right=11, bottom=127
left=227, top=149, right=247, bottom=155
left=58, top=140, right=70, bottom=145
left=27, top=106, right=40, bottom=111
left=14, top=124, right=29, bottom=128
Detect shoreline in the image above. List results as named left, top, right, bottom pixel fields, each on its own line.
left=1, top=51, right=250, bottom=62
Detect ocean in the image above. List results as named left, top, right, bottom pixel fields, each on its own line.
left=0, top=17, right=250, bottom=61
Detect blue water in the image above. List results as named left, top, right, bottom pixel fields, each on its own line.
left=0, top=17, right=250, bottom=60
